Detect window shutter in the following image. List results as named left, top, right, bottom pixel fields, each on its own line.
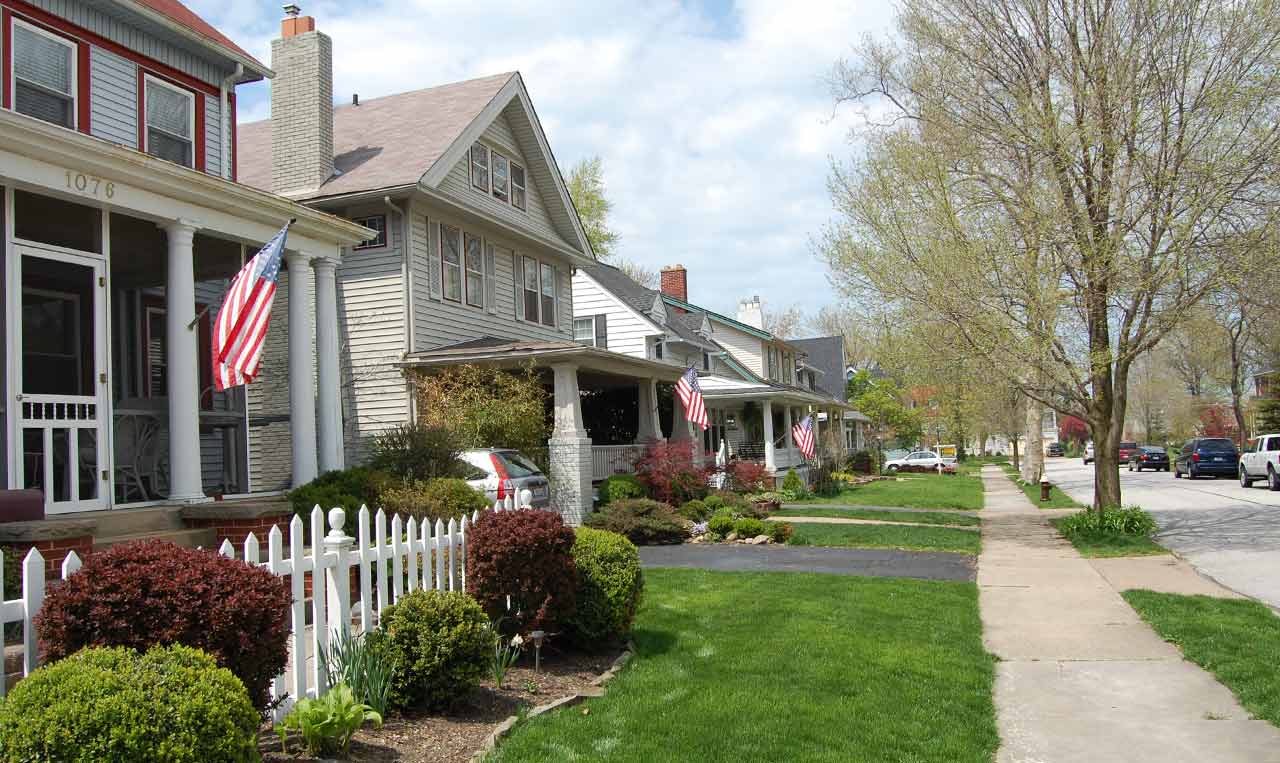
left=427, top=219, right=441, bottom=301
left=484, top=243, right=497, bottom=314
left=554, top=266, right=564, bottom=332
left=594, top=314, right=608, bottom=349
left=512, top=251, right=524, bottom=321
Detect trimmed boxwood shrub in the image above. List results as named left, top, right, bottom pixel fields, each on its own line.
left=381, top=478, right=490, bottom=523
left=288, top=467, right=390, bottom=517
left=467, top=509, right=578, bottom=634
left=707, top=508, right=736, bottom=536
left=781, top=469, right=806, bottom=497
left=768, top=521, right=794, bottom=544
left=370, top=590, right=492, bottom=710
left=0, top=644, right=259, bottom=762
left=36, top=540, right=290, bottom=710
left=733, top=517, right=768, bottom=538
left=567, top=528, right=643, bottom=646
left=702, top=495, right=726, bottom=512
left=599, top=473, right=647, bottom=505
left=583, top=498, right=688, bottom=546
left=679, top=499, right=709, bottom=521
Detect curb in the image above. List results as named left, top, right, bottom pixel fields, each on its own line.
left=469, top=642, right=635, bottom=762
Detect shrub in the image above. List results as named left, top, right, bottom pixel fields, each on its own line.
left=599, top=473, right=647, bottom=505
left=368, top=423, right=464, bottom=482
left=567, top=528, right=644, bottom=645
left=703, top=495, right=726, bottom=512
left=679, top=499, right=709, bottom=521
left=724, top=460, right=770, bottom=492
left=733, top=517, right=768, bottom=538
left=36, top=540, right=289, bottom=710
left=634, top=441, right=712, bottom=504
left=767, top=521, right=794, bottom=544
left=707, top=508, right=736, bottom=536
left=277, top=682, right=381, bottom=757
left=288, top=467, right=390, bottom=517
left=467, top=509, right=578, bottom=634
left=1057, top=506, right=1157, bottom=538
left=780, top=469, right=805, bottom=497
left=381, top=478, right=489, bottom=523
left=848, top=450, right=874, bottom=474
left=0, top=644, right=259, bottom=763
left=583, top=498, right=688, bottom=546
left=324, top=629, right=393, bottom=716
left=410, top=364, right=549, bottom=453
left=371, top=590, right=492, bottom=710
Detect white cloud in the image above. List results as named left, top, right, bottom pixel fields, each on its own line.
left=188, top=0, right=894, bottom=319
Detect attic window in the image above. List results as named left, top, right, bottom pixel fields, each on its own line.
left=470, top=143, right=490, bottom=192
left=491, top=152, right=510, bottom=203
left=511, top=162, right=527, bottom=211
left=352, top=215, right=386, bottom=249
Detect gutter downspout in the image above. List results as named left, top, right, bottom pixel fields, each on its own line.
left=219, top=64, right=243, bottom=180
left=384, top=195, right=414, bottom=419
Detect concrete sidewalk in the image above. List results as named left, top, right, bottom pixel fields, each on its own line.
left=978, top=465, right=1280, bottom=762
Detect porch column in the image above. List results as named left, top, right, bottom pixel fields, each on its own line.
left=762, top=400, right=776, bottom=473
left=783, top=405, right=794, bottom=450
left=164, top=220, right=204, bottom=502
left=313, top=257, right=343, bottom=472
left=634, top=378, right=662, bottom=443
left=285, top=251, right=318, bottom=487
left=549, top=363, right=592, bottom=526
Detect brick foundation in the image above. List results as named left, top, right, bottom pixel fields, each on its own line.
left=3, top=536, right=95, bottom=579
left=185, top=514, right=295, bottom=549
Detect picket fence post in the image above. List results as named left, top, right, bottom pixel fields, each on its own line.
left=323, top=507, right=353, bottom=664
left=21, top=549, right=43, bottom=677
left=357, top=505, right=373, bottom=633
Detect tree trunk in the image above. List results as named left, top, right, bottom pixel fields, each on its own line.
left=1010, top=435, right=1020, bottom=471
left=1090, top=414, right=1122, bottom=510
left=1022, top=399, right=1043, bottom=483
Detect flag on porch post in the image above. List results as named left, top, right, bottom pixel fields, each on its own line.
left=675, top=367, right=709, bottom=431
left=211, top=220, right=293, bottom=390
left=793, top=414, right=816, bottom=460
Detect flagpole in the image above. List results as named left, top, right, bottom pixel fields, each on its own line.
left=214, top=220, right=295, bottom=365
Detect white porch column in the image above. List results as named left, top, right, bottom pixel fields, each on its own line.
left=164, top=220, right=204, bottom=502
left=669, top=394, right=694, bottom=444
left=549, top=363, right=592, bottom=525
left=782, top=404, right=794, bottom=450
left=313, top=257, right=343, bottom=472
left=285, top=250, right=318, bottom=486
left=762, top=400, right=776, bottom=473
left=635, top=378, right=662, bottom=443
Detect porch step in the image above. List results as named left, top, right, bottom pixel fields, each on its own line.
left=87, top=506, right=187, bottom=538
left=93, top=527, right=216, bottom=552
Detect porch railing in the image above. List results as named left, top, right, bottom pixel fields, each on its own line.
left=591, top=444, right=646, bottom=480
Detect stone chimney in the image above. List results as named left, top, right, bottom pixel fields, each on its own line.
left=660, top=264, right=687, bottom=301
left=737, top=295, right=763, bottom=329
left=270, top=5, right=333, bottom=196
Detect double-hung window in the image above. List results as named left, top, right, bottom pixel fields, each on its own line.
left=573, top=316, right=608, bottom=348
left=144, top=75, right=195, bottom=167
left=463, top=232, right=484, bottom=308
left=441, top=224, right=463, bottom=302
left=522, top=256, right=541, bottom=320
left=353, top=215, right=386, bottom=249
left=12, top=20, right=77, bottom=129
left=491, top=152, right=510, bottom=203
left=539, top=262, right=556, bottom=327
left=470, top=143, right=490, bottom=192
left=510, top=162, right=527, bottom=210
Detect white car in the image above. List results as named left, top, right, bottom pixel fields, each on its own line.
left=1238, top=434, right=1280, bottom=490
left=459, top=449, right=552, bottom=508
left=1083, top=443, right=1094, bottom=464
left=884, top=450, right=944, bottom=472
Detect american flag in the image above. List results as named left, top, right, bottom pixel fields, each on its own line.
left=676, top=367, right=709, bottom=431
left=211, top=222, right=292, bottom=390
left=793, top=414, right=816, bottom=460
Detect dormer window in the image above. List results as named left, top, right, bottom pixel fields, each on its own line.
left=144, top=75, right=195, bottom=167
left=491, top=152, right=510, bottom=203
left=703, top=352, right=711, bottom=371
left=511, top=162, right=527, bottom=210
left=12, top=20, right=77, bottom=129
left=470, top=143, right=490, bottom=191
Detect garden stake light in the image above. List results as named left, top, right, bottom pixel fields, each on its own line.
left=531, top=630, right=546, bottom=672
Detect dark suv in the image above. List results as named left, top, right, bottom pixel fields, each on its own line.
left=1174, top=438, right=1239, bottom=479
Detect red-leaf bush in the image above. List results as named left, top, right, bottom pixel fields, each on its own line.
left=634, top=441, right=712, bottom=504
left=723, top=460, right=770, bottom=492
left=466, top=509, right=577, bottom=634
left=36, top=540, right=290, bottom=710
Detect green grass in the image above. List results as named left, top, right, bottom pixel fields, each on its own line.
left=786, top=521, right=981, bottom=554
left=490, top=568, right=998, bottom=763
left=793, top=473, right=984, bottom=511
left=999, top=464, right=1086, bottom=509
left=771, top=507, right=980, bottom=526
left=1123, top=590, right=1280, bottom=727
left=1049, top=517, right=1167, bottom=558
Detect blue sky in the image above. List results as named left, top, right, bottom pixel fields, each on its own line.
left=187, top=0, right=894, bottom=319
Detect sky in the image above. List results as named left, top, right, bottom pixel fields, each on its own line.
left=187, top=0, right=896, bottom=320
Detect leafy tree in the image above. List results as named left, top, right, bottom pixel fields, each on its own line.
left=567, top=156, right=619, bottom=259
left=407, top=364, right=548, bottom=452
left=852, top=376, right=922, bottom=466
left=1256, top=399, right=1280, bottom=435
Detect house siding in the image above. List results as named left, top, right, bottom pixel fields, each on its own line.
left=570, top=271, right=658, bottom=357
left=247, top=270, right=297, bottom=492
left=204, top=93, right=222, bottom=177
left=88, top=45, right=137, bottom=148
left=712, top=322, right=763, bottom=375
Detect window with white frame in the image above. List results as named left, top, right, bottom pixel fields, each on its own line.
left=441, top=224, right=463, bottom=302
left=653, top=339, right=664, bottom=360
left=703, top=351, right=712, bottom=372
left=470, top=143, right=490, bottom=191
left=144, top=75, right=195, bottom=167
left=12, top=20, right=77, bottom=129
left=491, top=152, right=510, bottom=204
left=511, top=162, right=527, bottom=210
left=573, top=315, right=607, bottom=348
left=783, top=352, right=793, bottom=384
left=539, top=262, right=556, bottom=327
left=522, top=256, right=541, bottom=320
left=463, top=232, right=484, bottom=308
left=352, top=215, right=386, bottom=249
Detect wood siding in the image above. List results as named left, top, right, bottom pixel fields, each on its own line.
left=88, top=45, right=137, bottom=148
left=246, top=269, right=299, bottom=491
left=712, top=322, right=763, bottom=376
left=204, top=93, right=222, bottom=177
left=570, top=271, right=659, bottom=357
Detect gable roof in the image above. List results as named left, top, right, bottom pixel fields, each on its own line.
left=790, top=336, right=847, bottom=402
left=113, top=0, right=267, bottom=76
left=237, top=71, right=590, bottom=255
left=579, top=263, right=713, bottom=349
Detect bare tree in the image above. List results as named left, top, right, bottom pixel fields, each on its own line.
left=821, top=0, right=1280, bottom=509
left=762, top=302, right=806, bottom=339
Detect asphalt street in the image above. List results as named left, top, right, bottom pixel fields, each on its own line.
left=1045, top=458, right=1280, bottom=608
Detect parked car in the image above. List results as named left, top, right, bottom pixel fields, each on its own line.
left=459, top=449, right=551, bottom=508
left=1117, top=442, right=1138, bottom=463
left=1127, top=445, right=1169, bottom=472
left=884, top=451, right=944, bottom=473
left=1173, top=438, right=1239, bottom=480
left=1083, top=442, right=1094, bottom=464
left=1046, top=442, right=1065, bottom=457
left=1238, top=433, right=1280, bottom=490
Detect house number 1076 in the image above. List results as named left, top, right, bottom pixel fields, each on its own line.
left=65, top=171, right=115, bottom=199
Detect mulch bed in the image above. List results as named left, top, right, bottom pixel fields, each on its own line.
left=260, top=645, right=622, bottom=762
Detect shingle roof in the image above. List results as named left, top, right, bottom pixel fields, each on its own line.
left=579, top=263, right=711, bottom=348
left=237, top=72, right=515, bottom=195
left=790, top=336, right=847, bottom=401
left=128, top=0, right=264, bottom=70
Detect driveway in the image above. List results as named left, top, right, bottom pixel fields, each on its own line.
left=638, top=543, right=975, bottom=582
left=1044, top=458, right=1280, bottom=608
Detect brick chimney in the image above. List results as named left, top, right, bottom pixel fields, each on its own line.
left=270, top=5, right=333, bottom=196
left=737, top=295, right=763, bottom=329
left=660, top=264, right=687, bottom=301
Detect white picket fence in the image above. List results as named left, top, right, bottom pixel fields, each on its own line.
left=0, top=494, right=531, bottom=712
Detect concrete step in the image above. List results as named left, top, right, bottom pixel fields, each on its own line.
left=89, top=506, right=187, bottom=537
left=93, top=527, right=216, bottom=552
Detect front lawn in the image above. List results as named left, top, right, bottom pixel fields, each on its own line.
left=794, top=473, right=984, bottom=511
left=771, top=507, right=980, bottom=527
left=489, top=568, right=998, bottom=763
left=1123, top=590, right=1280, bottom=727
left=1049, top=516, right=1167, bottom=558
left=999, top=464, right=1085, bottom=509
left=786, top=522, right=981, bottom=555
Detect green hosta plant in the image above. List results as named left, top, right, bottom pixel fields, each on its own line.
left=277, top=682, right=382, bottom=756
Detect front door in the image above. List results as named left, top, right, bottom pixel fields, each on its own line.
left=9, top=245, right=109, bottom=513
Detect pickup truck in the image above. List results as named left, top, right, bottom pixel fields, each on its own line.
left=1238, top=433, right=1280, bottom=490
